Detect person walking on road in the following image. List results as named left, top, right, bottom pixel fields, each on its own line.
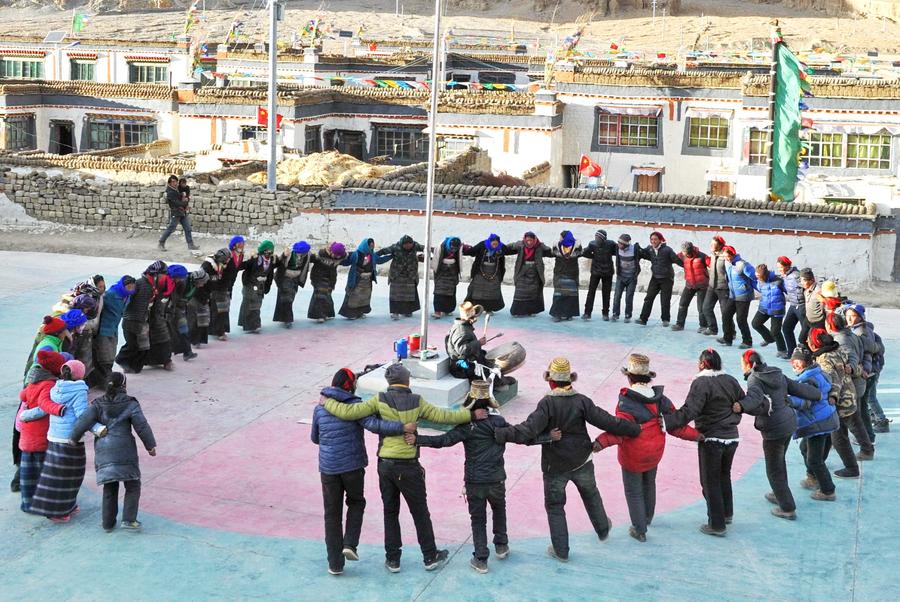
left=158, top=175, right=198, bottom=252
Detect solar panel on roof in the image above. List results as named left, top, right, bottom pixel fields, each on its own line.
left=43, top=31, right=67, bottom=44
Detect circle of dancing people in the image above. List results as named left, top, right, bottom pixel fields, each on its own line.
left=10, top=228, right=890, bottom=576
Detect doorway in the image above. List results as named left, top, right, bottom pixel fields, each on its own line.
left=49, top=121, right=76, bottom=154
left=324, top=129, right=365, bottom=160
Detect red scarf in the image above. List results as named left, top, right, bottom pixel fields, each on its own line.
left=523, top=238, right=539, bottom=261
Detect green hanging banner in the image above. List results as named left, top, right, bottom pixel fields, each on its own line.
left=771, top=43, right=803, bottom=202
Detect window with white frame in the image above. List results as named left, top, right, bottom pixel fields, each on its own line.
left=128, top=63, right=168, bottom=83
left=240, top=125, right=268, bottom=143
left=0, top=58, right=43, bottom=78
left=688, top=116, right=729, bottom=149
left=88, top=122, right=120, bottom=150
left=438, top=136, right=475, bottom=160
left=808, top=132, right=844, bottom=168
left=598, top=114, right=659, bottom=147
left=748, top=127, right=769, bottom=165
left=2, top=116, right=36, bottom=151
left=847, top=133, right=892, bottom=169
left=70, top=60, right=95, bottom=81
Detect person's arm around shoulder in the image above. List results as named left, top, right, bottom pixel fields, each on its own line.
left=322, top=395, right=378, bottom=421
left=664, top=379, right=707, bottom=432
left=585, top=399, right=641, bottom=437
left=69, top=403, right=100, bottom=443
left=414, top=424, right=470, bottom=449
left=418, top=399, right=472, bottom=426
left=359, top=412, right=409, bottom=437
left=494, top=399, right=551, bottom=444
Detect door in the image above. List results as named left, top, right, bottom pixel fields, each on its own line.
left=324, top=129, right=365, bottom=160
left=709, top=180, right=734, bottom=197
left=49, top=121, right=76, bottom=154
left=634, top=174, right=661, bottom=192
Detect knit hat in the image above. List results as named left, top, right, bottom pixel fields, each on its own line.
left=799, top=268, right=815, bottom=281
left=791, top=347, right=812, bottom=363
left=60, top=309, right=87, bottom=331
left=191, top=269, right=210, bottom=285
left=544, top=357, right=577, bottom=383
left=595, top=229, right=607, bottom=240
left=71, top=293, right=98, bottom=314
left=820, top=280, right=839, bottom=298
left=145, top=260, right=167, bottom=275
left=722, top=245, right=736, bottom=257
left=462, top=380, right=499, bottom=410
left=458, top=301, right=484, bottom=320
left=617, top=233, right=631, bottom=245
left=621, top=353, right=655, bottom=378
left=650, top=231, right=666, bottom=242
left=62, top=359, right=86, bottom=381
left=384, top=363, right=411, bottom=386
left=776, top=256, right=792, bottom=267
left=258, top=240, right=275, bottom=254
left=844, top=303, right=866, bottom=319
left=41, top=315, right=67, bottom=335
left=167, top=264, right=189, bottom=279
left=292, top=241, right=311, bottom=255
left=329, top=242, right=346, bottom=258
left=712, top=235, right=726, bottom=247
left=214, top=248, right=230, bottom=264
left=228, top=235, right=245, bottom=250
left=36, top=350, right=66, bottom=376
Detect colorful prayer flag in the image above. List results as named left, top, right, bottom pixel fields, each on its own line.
left=72, top=11, right=90, bottom=33
left=771, top=43, right=803, bottom=202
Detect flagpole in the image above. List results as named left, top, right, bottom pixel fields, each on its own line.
left=765, top=21, right=779, bottom=200
left=417, top=0, right=444, bottom=355
left=266, top=0, right=279, bottom=192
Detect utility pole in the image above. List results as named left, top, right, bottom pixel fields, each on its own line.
left=418, top=0, right=444, bottom=354
left=266, top=0, right=281, bottom=191
left=766, top=21, right=779, bottom=199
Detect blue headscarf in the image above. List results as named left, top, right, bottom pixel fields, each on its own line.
left=292, top=241, right=311, bottom=255
left=443, top=237, right=461, bottom=253
left=484, top=233, right=503, bottom=257
left=60, top=309, right=87, bottom=331
left=357, top=238, right=374, bottom=255
left=109, top=276, right=135, bottom=298
left=560, top=230, right=576, bottom=249
left=228, top=235, right=245, bottom=250
left=167, top=264, right=189, bottom=279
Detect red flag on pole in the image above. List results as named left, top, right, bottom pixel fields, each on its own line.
left=579, top=154, right=602, bottom=177
left=257, top=107, right=284, bottom=129
left=610, top=42, right=619, bottom=51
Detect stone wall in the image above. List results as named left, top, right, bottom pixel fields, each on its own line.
left=0, top=168, right=328, bottom=234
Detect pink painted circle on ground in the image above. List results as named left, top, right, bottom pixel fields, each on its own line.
left=81, top=322, right=762, bottom=543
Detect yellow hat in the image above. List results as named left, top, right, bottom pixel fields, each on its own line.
left=544, top=357, right=577, bottom=383
left=820, top=280, right=839, bottom=299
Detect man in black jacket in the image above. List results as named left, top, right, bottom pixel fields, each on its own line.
left=158, top=175, right=199, bottom=252
left=494, top=358, right=640, bottom=561
left=581, top=229, right=617, bottom=321
left=407, top=381, right=560, bottom=574
left=636, top=231, right=683, bottom=326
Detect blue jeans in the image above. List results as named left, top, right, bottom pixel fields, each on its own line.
left=159, top=214, right=194, bottom=246
left=613, top=275, right=637, bottom=319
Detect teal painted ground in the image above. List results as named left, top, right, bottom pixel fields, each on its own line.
left=1, top=251, right=898, bottom=601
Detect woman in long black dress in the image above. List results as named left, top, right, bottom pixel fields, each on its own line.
left=432, top=236, right=462, bottom=319
left=339, top=238, right=390, bottom=320
left=508, top=231, right=551, bottom=317
left=463, top=233, right=507, bottom=314
left=378, top=235, right=424, bottom=320
left=210, top=236, right=248, bottom=341
left=308, top=242, right=346, bottom=322
left=273, top=241, right=311, bottom=328
left=238, top=240, right=277, bottom=333
left=550, top=230, right=582, bottom=322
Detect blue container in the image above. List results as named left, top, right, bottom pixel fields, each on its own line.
left=394, top=338, right=408, bottom=360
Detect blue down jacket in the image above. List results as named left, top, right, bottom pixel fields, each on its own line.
left=312, top=386, right=405, bottom=475
left=726, top=255, right=756, bottom=301
left=755, top=273, right=786, bottom=317
left=788, top=365, right=839, bottom=438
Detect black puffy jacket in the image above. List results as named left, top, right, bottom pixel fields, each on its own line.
left=495, top=389, right=640, bottom=474
left=417, top=414, right=549, bottom=483
left=740, top=365, right=820, bottom=441
left=581, top=239, right=617, bottom=277
left=664, top=370, right=745, bottom=440
left=639, top=243, right=683, bottom=280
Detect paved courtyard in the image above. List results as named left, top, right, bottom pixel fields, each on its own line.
left=1, top=251, right=898, bottom=601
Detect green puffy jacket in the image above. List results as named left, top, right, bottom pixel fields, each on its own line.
left=323, top=385, right=471, bottom=459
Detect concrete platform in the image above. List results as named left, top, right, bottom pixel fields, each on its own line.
left=357, top=363, right=471, bottom=407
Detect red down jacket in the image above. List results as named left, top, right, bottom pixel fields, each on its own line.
left=18, top=372, right=65, bottom=453
left=597, top=386, right=700, bottom=473
left=680, top=249, right=710, bottom=289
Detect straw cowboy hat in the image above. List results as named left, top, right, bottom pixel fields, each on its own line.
left=459, top=301, right=484, bottom=320
left=543, top=357, right=577, bottom=383
left=462, top=380, right=500, bottom=409
left=621, top=353, right=656, bottom=379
